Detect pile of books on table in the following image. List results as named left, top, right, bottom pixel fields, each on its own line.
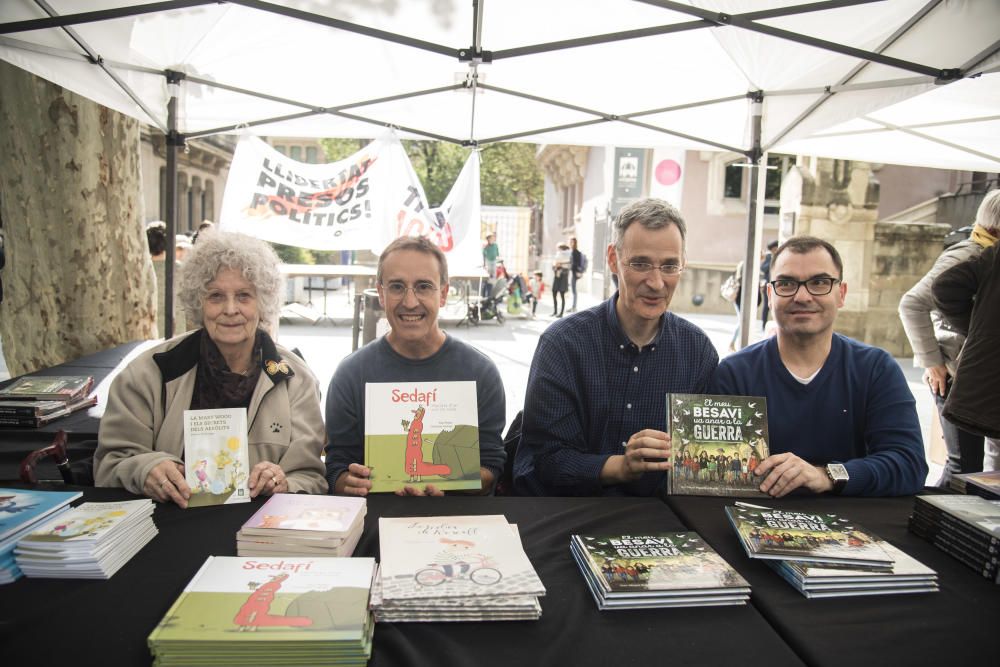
left=726, top=504, right=938, bottom=598
left=909, top=494, right=1000, bottom=583
left=15, top=499, right=157, bottom=579
left=149, top=556, right=376, bottom=666
left=371, top=514, right=545, bottom=622
left=0, top=375, right=96, bottom=427
left=571, top=532, right=750, bottom=609
left=949, top=471, right=1000, bottom=500
left=237, top=494, right=366, bottom=557
left=0, top=488, right=81, bottom=583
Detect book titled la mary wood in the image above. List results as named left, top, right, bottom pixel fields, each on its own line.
left=667, top=393, right=769, bottom=497
left=364, top=382, right=480, bottom=493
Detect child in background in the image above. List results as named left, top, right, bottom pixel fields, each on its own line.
left=525, top=271, right=545, bottom=318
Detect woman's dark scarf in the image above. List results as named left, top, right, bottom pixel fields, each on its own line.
left=190, top=330, right=263, bottom=410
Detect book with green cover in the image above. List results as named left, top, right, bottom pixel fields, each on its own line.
left=148, top=556, right=376, bottom=665
left=725, top=505, right=893, bottom=567
left=364, top=381, right=481, bottom=493
left=667, top=393, right=769, bottom=496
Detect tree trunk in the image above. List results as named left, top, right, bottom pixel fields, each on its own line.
left=0, top=61, right=155, bottom=376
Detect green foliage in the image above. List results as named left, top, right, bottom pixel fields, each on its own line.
left=270, top=243, right=314, bottom=265
left=480, top=142, right=544, bottom=207
left=320, top=137, right=368, bottom=162
left=319, top=136, right=544, bottom=208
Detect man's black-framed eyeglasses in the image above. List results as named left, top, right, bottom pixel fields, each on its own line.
left=624, top=261, right=684, bottom=276
left=769, top=277, right=840, bottom=297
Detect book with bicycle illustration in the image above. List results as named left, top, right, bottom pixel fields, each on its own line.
left=666, top=393, right=770, bottom=497
left=183, top=408, right=251, bottom=507
left=571, top=532, right=749, bottom=610
left=364, top=381, right=481, bottom=493
left=376, top=515, right=545, bottom=606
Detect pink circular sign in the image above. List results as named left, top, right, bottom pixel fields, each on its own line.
left=655, top=159, right=682, bottom=186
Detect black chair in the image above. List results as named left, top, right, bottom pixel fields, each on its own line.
left=495, top=410, right=523, bottom=496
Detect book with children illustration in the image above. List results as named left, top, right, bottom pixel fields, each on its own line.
left=725, top=505, right=893, bottom=567
left=148, top=555, right=376, bottom=664
left=240, top=494, right=366, bottom=539
left=183, top=408, right=251, bottom=507
left=377, top=515, right=546, bottom=602
left=15, top=499, right=157, bottom=579
left=572, top=533, right=750, bottom=596
left=667, top=393, right=770, bottom=497
left=364, top=381, right=481, bottom=493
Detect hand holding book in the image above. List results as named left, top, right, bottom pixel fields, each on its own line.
left=143, top=460, right=190, bottom=509
left=600, top=429, right=672, bottom=485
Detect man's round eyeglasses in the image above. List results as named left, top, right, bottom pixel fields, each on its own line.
left=770, top=277, right=840, bottom=297
left=381, top=281, right=440, bottom=298
left=624, top=261, right=684, bottom=276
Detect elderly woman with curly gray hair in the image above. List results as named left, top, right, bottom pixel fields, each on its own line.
left=95, top=230, right=327, bottom=505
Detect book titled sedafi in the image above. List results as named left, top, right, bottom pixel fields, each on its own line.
left=148, top=556, right=376, bottom=666
left=725, top=505, right=893, bottom=567
left=667, top=393, right=770, bottom=497
left=183, top=408, right=251, bottom=507
left=364, top=381, right=481, bottom=493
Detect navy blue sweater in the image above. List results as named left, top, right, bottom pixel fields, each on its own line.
left=710, top=334, right=927, bottom=496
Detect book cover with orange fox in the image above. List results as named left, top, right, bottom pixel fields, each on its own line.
left=364, top=381, right=480, bottom=493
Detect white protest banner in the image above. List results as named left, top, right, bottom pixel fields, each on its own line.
left=219, top=133, right=482, bottom=270
left=378, top=149, right=482, bottom=274
left=219, top=133, right=396, bottom=250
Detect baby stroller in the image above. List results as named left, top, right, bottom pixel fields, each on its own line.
left=468, top=277, right=509, bottom=325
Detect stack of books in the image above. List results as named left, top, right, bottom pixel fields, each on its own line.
left=571, top=532, right=750, bottom=609
left=372, top=515, right=545, bottom=622
left=15, top=499, right=157, bottom=579
left=909, top=494, right=1000, bottom=583
left=0, top=488, right=81, bottom=583
left=767, top=540, right=938, bottom=598
left=0, top=375, right=96, bottom=427
left=949, top=471, right=1000, bottom=500
left=237, top=494, right=367, bottom=557
left=148, top=556, right=377, bottom=666
left=726, top=504, right=938, bottom=598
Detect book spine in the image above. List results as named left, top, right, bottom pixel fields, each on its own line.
left=911, top=505, right=1000, bottom=549
left=909, top=519, right=999, bottom=578
left=0, top=416, right=43, bottom=427
left=0, top=405, right=41, bottom=417
left=908, top=514, right=999, bottom=559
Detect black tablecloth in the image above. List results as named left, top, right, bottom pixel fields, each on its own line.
left=0, top=489, right=803, bottom=667
left=666, top=494, right=998, bottom=666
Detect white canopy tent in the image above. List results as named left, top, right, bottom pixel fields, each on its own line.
left=2, top=0, right=999, bottom=338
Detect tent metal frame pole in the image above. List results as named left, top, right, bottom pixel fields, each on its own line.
left=164, top=73, right=182, bottom=339
left=1, top=0, right=215, bottom=34
left=230, top=0, right=454, bottom=57
left=493, top=0, right=880, bottom=60
left=29, top=0, right=167, bottom=132
left=646, top=0, right=951, bottom=79
left=738, top=92, right=765, bottom=350
left=764, top=0, right=944, bottom=152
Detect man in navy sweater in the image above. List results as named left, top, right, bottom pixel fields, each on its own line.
left=710, top=236, right=927, bottom=497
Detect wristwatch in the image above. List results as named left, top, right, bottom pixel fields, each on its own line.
left=825, top=463, right=849, bottom=494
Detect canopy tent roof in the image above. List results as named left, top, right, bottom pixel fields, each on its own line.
left=2, top=0, right=999, bottom=171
